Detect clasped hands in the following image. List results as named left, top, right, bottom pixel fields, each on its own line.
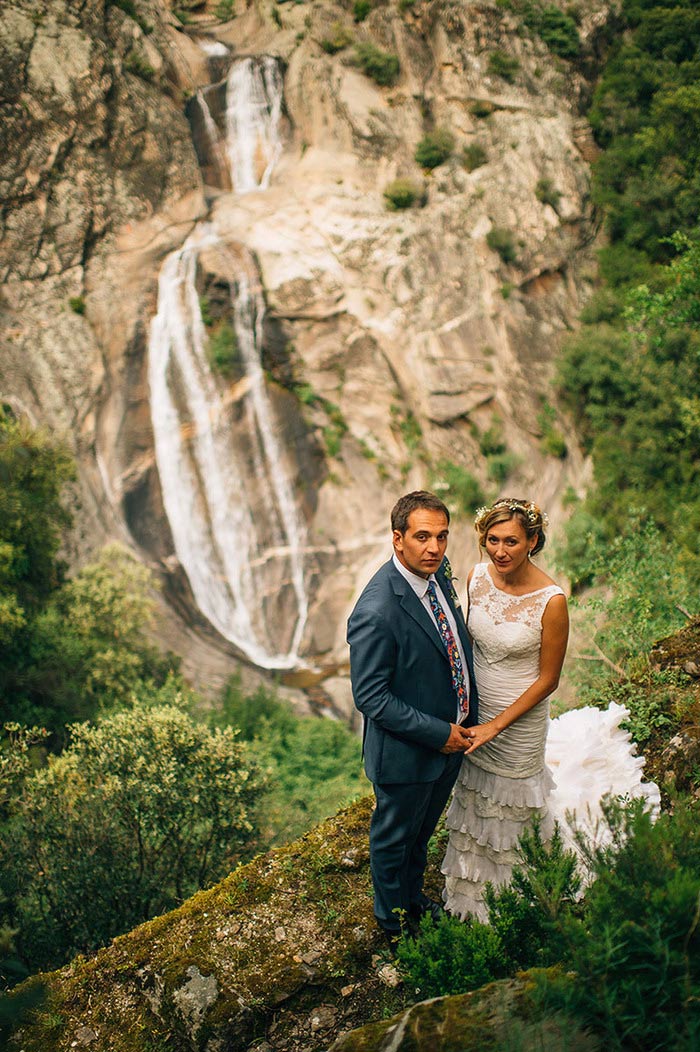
left=440, top=721, right=499, bottom=754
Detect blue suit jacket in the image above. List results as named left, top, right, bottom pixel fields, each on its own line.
left=347, top=558, right=479, bottom=785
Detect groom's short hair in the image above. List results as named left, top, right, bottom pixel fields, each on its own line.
left=391, top=491, right=450, bottom=534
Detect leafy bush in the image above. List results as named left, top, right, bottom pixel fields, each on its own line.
left=478, top=418, right=507, bottom=457
left=487, top=451, right=520, bottom=483
left=415, top=128, right=455, bottom=169
left=471, top=99, right=495, bottom=119
left=536, top=6, right=580, bottom=58
left=212, top=675, right=365, bottom=845
left=3, top=704, right=266, bottom=971
left=535, top=176, right=561, bottom=210
left=398, top=822, right=580, bottom=996
left=320, top=21, right=353, bottom=54
left=383, top=178, right=425, bottom=210
left=462, top=142, right=488, bottom=172
left=486, top=226, right=517, bottom=264
left=487, top=50, right=520, bottom=83
left=354, top=42, right=400, bottom=86
left=537, top=402, right=567, bottom=458
left=353, top=0, right=371, bottom=21
left=68, top=296, right=85, bottom=315
left=207, top=320, right=240, bottom=375
left=431, top=461, right=485, bottom=516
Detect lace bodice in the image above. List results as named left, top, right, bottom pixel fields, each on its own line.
left=467, top=562, right=565, bottom=667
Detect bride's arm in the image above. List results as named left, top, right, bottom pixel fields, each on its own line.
left=464, top=593, right=569, bottom=753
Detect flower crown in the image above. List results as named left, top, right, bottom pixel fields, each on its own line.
left=474, top=499, right=549, bottom=529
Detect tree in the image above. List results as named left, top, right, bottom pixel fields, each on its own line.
left=3, top=704, right=266, bottom=971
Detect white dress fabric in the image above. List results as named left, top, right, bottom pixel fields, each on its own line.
left=442, top=561, right=660, bottom=922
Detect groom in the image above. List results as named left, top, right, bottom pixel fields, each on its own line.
left=347, top=491, right=478, bottom=948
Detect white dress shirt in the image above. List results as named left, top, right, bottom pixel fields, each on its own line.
left=392, top=554, right=470, bottom=722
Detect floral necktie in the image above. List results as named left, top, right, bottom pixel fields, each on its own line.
left=427, top=580, right=469, bottom=717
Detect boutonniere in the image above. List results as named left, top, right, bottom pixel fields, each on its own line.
left=442, top=557, right=461, bottom=608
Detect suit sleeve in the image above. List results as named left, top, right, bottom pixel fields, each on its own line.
left=347, top=605, right=451, bottom=751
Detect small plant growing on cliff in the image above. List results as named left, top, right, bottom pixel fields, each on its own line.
left=535, top=177, right=562, bottom=210
left=353, top=0, right=372, bottom=22
left=487, top=50, right=520, bottom=83
left=383, top=178, right=426, bottom=210
left=431, top=461, right=485, bottom=516
left=354, top=41, right=400, bottom=86
left=487, top=226, right=517, bottom=265
left=320, top=21, right=353, bottom=54
left=207, top=322, right=240, bottom=376
left=68, top=296, right=85, bottom=315
left=415, top=129, right=455, bottom=169
left=470, top=99, right=495, bottom=119
left=538, top=401, right=567, bottom=458
left=462, top=143, right=488, bottom=172
left=215, top=0, right=236, bottom=20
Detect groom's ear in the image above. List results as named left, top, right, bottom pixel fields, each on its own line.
left=392, top=529, right=403, bottom=550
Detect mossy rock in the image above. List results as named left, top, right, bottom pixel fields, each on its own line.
left=10, top=797, right=407, bottom=1052
left=328, top=972, right=602, bottom=1052
left=650, top=616, right=700, bottom=678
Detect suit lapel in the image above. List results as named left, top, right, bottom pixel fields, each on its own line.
left=391, top=566, right=448, bottom=662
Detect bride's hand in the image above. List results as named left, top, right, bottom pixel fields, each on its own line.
left=464, top=721, right=499, bottom=752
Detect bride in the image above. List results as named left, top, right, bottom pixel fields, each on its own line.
left=442, top=497, right=658, bottom=921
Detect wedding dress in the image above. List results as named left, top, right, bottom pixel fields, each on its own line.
left=442, top=561, right=660, bottom=922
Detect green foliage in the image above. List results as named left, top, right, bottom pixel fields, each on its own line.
left=499, top=0, right=580, bottom=58
left=320, top=21, right=353, bottom=54
left=478, top=418, right=507, bottom=457
left=353, top=0, right=371, bottom=21
left=557, top=235, right=700, bottom=586
left=539, top=796, right=700, bottom=1052
left=354, top=42, right=400, bottom=86
left=383, top=178, right=425, bottom=210
left=588, top=1, right=700, bottom=264
left=215, top=0, right=236, bottom=20
left=470, top=99, right=495, bottom=119
left=537, top=402, right=567, bottom=458
left=486, top=226, right=517, bottom=264
left=391, top=405, right=424, bottom=454
left=414, top=128, right=455, bottom=169
left=487, top=50, right=520, bottom=83
left=124, top=51, right=155, bottom=80
left=431, top=461, right=485, bottom=517
left=398, top=822, right=580, bottom=997
left=462, top=142, right=488, bottom=172
left=3, top=704, right=265, bottom=971
left=207, top=321, right=240, bottom=376
left=68, top=296, right=85, bottom=315
left=211, top=675, right=365, bottom=845
left=487, top=451, right=520, bottom=482
left=535, top=177, right=561, bottom=209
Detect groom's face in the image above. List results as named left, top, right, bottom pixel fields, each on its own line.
left=393, top=508, right=449, bottom=579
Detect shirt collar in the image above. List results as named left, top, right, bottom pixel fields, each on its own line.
left=392, top=553, right=435, bottom=599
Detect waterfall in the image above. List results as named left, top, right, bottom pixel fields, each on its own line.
left=148, top=226, right=308, bottom=669
left=194, top=88, right=230, bottom=188
left=225, top=56, right=283, bottom=193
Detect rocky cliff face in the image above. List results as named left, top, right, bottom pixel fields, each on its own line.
left=1, top=0, right=612, bottom=691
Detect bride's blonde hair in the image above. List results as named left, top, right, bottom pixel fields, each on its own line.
left=474, top=498, right=548, bottom=555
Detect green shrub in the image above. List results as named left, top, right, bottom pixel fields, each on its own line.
left=486, top=226, right=517, bottom=264
left=462, top=142, right=488, bottom=172
left=397, top=913, right=507, bottom=998
left=431, top=461, right=485, bottom=516
left=213, top=674, right=365, bottom=846
left=320, top=21, right=353, bottom=53
left=68, top=296, right=85, bottom=315
left=537, top=403, right=567, bottom=458
left=470, top=99, right=494, bottom=119
left=353, top=0, right=371, bottom=21
left=124, top=51, right=155, bottom=80
left=535, top=177, right=561, bottom=210
left=487, top=451, right=520, bottom=482
left=215, top=0, right=235, bottom=19
left=383, top=178, right=425, bottom=210
left=354, top=41, right=400, bottom=86
left=487, top=50, right=520, bottom=83
left=478, top=418, right=506, bottom=457
left=536, top=6, right=580, bottom=59
left=415, top=128, right=455, bottom=169
left=207, top=321, right=240, bottom=375
left=3, top=704, right=266, bottom=971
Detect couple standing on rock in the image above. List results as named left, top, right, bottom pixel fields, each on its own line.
left=347, top=489, right=569, bottom=949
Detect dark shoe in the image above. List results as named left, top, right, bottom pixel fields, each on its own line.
left=408, top=895, right=444, bottom=925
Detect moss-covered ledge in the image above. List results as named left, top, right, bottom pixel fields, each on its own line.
left=10, top=796, right=408, bottom=1052
left=328, top=972, right=602, bottom=1052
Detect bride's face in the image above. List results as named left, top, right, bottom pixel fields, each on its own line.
left=484, top=517, right=532, bottom=573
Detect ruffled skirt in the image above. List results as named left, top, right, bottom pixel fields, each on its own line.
left=442, top=758, right=555, bottom=922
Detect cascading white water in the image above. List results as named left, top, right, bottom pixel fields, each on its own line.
left=225, top=56, right=283, bottom=193
left=195, top=88, right=230, bottom=187
left=148, top=226, right=308, bottom=669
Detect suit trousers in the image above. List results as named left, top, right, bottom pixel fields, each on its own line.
left=369, top=752, right=462, bottom=932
